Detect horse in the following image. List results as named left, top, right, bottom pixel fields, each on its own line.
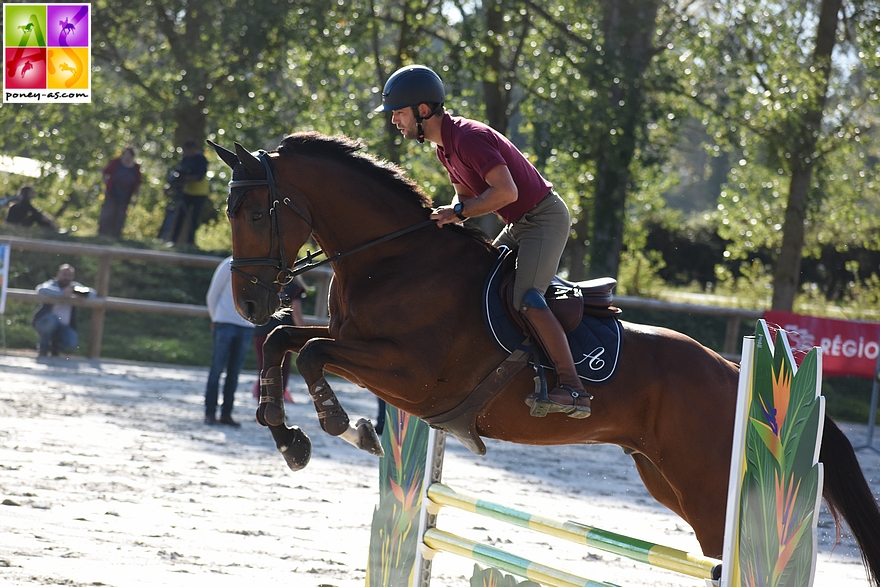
left=59, top=18, right=75, bottom=36
left=209, top=133, right=880, bottom=584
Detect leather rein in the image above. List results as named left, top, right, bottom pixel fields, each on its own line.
left=226, top=150, right=434, bottom=291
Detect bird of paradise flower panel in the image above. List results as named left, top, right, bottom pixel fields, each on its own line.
left=729, top=320, right=824, bottom=587
left=367, top=404, right=431, bottom=587
left=470, top=564, right=540, bottom=587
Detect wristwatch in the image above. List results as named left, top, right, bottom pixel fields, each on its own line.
left=453, top=202, right=467, bottom=221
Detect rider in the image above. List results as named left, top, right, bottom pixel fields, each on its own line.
left=375, top=64, right=592, bottom=419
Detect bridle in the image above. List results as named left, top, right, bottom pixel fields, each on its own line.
left=226, top=150, right=433, bottom=292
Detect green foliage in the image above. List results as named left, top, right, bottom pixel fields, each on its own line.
left=821, top=376, right=879, bottom=424
left=2, top=0, right=880, bottom=368
left=615, top=247, right=667, bottom=297
left=682, top=0, right=880, bottom=308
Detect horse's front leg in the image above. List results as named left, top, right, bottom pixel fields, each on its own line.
left=267, top=424, right=311, bottom=472
left=304, top=367, right=384, bottom=458
left=256, top=325, right=330, bottom=427
left=296, top=337, right=414, bottom=457
left=254, top=325, right=332, bottom=472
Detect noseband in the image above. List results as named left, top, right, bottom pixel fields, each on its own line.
left=226, top=150, right=433, bottom=292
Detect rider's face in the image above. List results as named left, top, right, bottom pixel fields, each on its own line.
left=391, top=107, right=419, bottom=141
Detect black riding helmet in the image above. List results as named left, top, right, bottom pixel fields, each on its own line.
left=375, top=65, right=445, bottom=143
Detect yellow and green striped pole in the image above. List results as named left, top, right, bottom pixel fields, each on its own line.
left=423, top=528, right=622, bottom=587
left=426, top=482, right=721, bottom=582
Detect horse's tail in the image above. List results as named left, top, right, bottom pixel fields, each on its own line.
left=820, top=416, right=880, bottom=587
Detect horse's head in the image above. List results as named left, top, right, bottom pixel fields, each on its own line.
left=209, top=140, right=313, bottom=325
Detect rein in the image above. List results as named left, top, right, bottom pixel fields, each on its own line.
left=227, top=150, right=433, bottom=290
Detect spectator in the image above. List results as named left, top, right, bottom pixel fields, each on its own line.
left=33, top=264, right=94, bottom=357
left=98, top=146, right=142, bottom=238
left=204, top=256, right=254, bottom=427
left=251, top=277, right=307, bottom=403
left=163, top=140, right=210, bottom=246
left=6, top=186, right=57, bottom=231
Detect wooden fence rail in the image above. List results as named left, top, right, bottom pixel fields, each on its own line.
left=0, top=236, right=332, bottom=358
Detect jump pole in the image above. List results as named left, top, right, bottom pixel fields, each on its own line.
left=423, top=482, right=721, bottom=581
left=366, top=320, right=825, bottom=587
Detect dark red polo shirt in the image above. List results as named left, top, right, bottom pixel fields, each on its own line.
left=435, top=113, right=552, bottom=224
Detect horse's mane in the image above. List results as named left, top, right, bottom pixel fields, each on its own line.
left=277, top=132, right=432, bottom=211
left=276, top=132, right=491, bottom=245
left=228, top=131, right=491, bottom=246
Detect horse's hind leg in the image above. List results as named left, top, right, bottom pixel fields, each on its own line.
left=632, top=449, right=727, bottom=557
left=629, top=450, right=684, bottom=518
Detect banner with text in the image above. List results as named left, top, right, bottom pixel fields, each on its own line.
left=764, top=310, right=880, bottom=379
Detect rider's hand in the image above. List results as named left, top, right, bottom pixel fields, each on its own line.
left=430, top=206, right=460, bottom=227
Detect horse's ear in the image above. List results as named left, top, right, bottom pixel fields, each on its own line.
left=234, top=142, right=264, bottom=176
left=207, top=139, right=239, bottom=169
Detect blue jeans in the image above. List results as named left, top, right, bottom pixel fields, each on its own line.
left=205, top=323, right=254, bottom=419
left=34, top=314, right=78, bottom=354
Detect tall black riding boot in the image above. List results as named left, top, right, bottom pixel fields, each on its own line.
left=520, top=290, right=592, bottom=419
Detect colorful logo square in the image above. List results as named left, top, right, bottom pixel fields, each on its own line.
left=47, top=5, right=89, bottom=48
left=3, top=3, right=91, bottom=103
left=4, top=47, right=46, bottom=88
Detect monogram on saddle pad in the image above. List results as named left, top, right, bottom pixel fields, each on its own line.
left=423, top=248, right=623, bottom=454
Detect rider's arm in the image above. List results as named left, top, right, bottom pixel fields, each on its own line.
left=451, top=183, right=477, bottom=205
left=457, top=164, right=517, bottom=219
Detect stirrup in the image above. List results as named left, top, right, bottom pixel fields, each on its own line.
left=525, top=385, right=592, bottom=419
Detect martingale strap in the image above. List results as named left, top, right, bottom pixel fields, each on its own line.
left=287, top=219, right=435, bottom=278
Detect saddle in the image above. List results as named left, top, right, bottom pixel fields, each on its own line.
left=423, top=248, right=624, bottom=455
left=498, top=253, right=620, bottom=335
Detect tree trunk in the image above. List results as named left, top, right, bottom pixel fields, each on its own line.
left=174, top=102, right=207, bottom=148
left=770, top=0, right=841, bottom=311
left=588, top=0, right=659, bottom=279
left=482, top=0, right=509, bottom=133
left=566, top=210, right=590, bottom=281
left=772, top=168, right=812, bottom=309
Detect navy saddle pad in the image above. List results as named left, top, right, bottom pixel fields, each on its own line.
left=482, top=249, right=623, bottom=385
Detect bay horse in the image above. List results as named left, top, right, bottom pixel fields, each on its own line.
left=209, top=133, right=880, bottom=583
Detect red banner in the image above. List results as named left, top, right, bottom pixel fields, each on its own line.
left=763, top=311, right=880, bottom=379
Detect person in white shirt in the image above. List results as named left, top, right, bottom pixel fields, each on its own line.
left=204, top=256, right=255, bottom=426
left=32, top=264, right=94, bottom=357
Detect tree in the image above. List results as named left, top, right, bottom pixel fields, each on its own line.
left=687, top=0, right=880, bottom=311
left=520, top=0, right=691, bottom=280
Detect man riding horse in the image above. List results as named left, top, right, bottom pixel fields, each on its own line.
left=376, top=65, right=592, bottom=419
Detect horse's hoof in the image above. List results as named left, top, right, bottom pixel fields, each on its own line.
left=273, top=425, right=311, bottom=471
left=355, top=418, right=385, bottom=457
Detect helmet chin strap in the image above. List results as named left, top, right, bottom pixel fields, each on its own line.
left=413, top=103, right=444, bottom=144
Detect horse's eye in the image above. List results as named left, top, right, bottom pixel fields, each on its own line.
left=252, top=212, right=263, bottom=221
